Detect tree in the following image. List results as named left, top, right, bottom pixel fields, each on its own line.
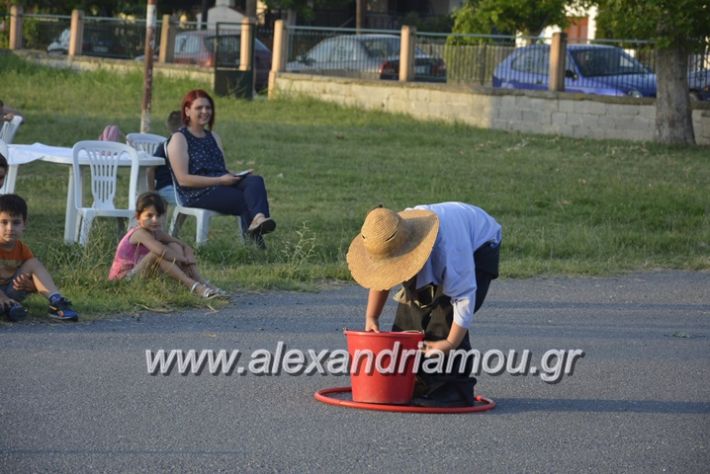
left=452, top=0, right=575, bottom=39
left=595, top=0, right=710, bottom=145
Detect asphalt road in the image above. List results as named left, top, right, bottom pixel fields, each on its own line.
left=1, top=271, right=708, bottom=473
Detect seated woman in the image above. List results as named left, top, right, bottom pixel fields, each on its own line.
left=167, top=89, right=275, bottom=247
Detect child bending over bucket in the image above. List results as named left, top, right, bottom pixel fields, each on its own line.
left=108, top=192, right=227, bottom=299
left=347, top=202, right=501, bottom=407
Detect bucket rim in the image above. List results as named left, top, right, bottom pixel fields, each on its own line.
left=343, top=329, right=424, bottom=339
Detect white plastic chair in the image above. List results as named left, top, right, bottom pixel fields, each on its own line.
left=163, top=143, right=242, bottom=246
left=72, top=140, right=140, bottom=246
left=126, top=132, right=166, bottom=155
left=0, top=115, right=23, bottom=144
left=0, top=139, right=8, bottom=194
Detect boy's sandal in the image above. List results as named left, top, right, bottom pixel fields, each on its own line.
left=190, top=282, right=218, bottom=300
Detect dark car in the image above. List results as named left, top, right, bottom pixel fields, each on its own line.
left=286, top=34, right=446, bottom=83
left=173, top=30, right=272, bottom=91
left=688, top=69, right=710, bottom=101
left=47, top=28, right=122, bottom=58
left=492, top=44, right=657, bottom=98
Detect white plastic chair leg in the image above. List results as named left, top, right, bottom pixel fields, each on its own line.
left=195, top=213, right=211, bottom=246
left=79, top=214, right=95, bottom=246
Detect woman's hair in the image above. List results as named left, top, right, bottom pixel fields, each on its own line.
left=136, top=192, right=167, bottom=217
left=180, top=89, right=215, bottom=129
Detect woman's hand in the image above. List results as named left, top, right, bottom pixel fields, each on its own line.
left=218, top=173, right=242, bottom=186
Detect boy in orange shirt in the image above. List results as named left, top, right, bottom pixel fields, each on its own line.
left=0, top=194, right=78, bottom=321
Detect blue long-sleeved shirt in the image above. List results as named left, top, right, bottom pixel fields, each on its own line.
left=408, top=202, right=502, bottom=329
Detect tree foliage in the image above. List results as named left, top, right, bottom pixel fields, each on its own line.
left=1, top=1, right=201, bottom=17
left=452, top=0, right=576, bottom=37
left=595, top=0, right=710, bottom=51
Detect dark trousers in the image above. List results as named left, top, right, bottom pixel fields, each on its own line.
left=392, top=242, right=500, bottom=376
left=189, top=175, right=270, bottom=231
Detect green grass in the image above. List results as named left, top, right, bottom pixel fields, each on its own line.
left=1, top=52, right=708, bottom=317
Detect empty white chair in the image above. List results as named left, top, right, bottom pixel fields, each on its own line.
left=126, top=132, right=166, bottom=156
left=72, top=140, right=140, bottom=246
left=0, top=115, right=23, bottom=144
left=163, top=143, right=242, bottom=246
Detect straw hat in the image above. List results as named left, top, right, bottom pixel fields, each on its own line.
left=347, top=207, right=439, bottom=290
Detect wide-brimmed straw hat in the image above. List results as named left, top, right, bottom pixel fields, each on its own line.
left=347, top=207, right=439, bottom=290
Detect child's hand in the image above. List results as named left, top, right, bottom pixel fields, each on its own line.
left=183, top=246, right=197, bottom=265
left=0, top=291, right=17, bottom=309
left=421, top=339, right=455, bottom=357
left=12, top=274, right=36, bottom=293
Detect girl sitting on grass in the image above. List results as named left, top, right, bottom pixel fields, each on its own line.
left=109, top=192, right=225, bottom=299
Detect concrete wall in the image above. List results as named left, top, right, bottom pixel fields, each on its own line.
left=272, top=73, right=710, bottom=145
left=12, top=50, right=213, bottom=84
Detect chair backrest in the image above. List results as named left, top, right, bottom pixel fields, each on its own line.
left=126, top=132, right=166, bottom=156
left=162, top=139, right=187, bottom=207
left=72, top=140, right=140, bottom=211
left=0, top=115, right=24, bottom=144
left=0, top=139, right=8, bottom=194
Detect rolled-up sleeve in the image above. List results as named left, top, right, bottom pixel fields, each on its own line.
left=443, top=255, right=477, bottom=329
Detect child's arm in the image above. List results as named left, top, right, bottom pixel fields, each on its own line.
left=129, top=228, right=189, bottom=264
left=152, top=230, right=197, bottom=265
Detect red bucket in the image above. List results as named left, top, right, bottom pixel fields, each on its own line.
left=345, top=330, right=424, bottom=405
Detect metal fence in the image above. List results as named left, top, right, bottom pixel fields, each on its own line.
left=6, top=13, right=710, bottom=101
left=285, top=26, right=446, bottom=83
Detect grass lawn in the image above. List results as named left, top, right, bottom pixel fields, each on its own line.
left=1, top=53, right=708, bottom=317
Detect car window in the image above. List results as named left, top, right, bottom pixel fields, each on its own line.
left=175, top=34, right=201, bottom=55
left=208, top=36, right=240, bottom=54
left=511, top=49, right=549, bottom=74
left=362, top=38, right=400, bottom=59
left=306, top=39, right=336, bottom=62
left=571, top=49, right=649, bottom=77
left=331, top=38, right=354, bottom=61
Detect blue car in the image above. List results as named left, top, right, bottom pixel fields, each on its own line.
left=492, top=44, right=657, bottom=98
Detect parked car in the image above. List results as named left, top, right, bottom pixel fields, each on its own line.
left=172, top=30, right=272, bottom=91
left=47, top=27, right=123, bottom=58
left=492, top=44, right=657, bottom=98
left=688, top=69, right=710, bottom=101
left=286, top=34, right=446, bottom=83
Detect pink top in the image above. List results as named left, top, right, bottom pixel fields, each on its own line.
left=108, top=227, right=151, bottom=280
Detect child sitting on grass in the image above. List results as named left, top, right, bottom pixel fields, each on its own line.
left=0, top=194, right=78, bottom=322
left=109, top=192, right=226, bottom=299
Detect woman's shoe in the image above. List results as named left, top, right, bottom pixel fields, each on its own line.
left=247, top=215, right=276, bottom=236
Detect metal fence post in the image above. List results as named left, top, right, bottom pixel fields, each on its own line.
left=68, top=9, right=84, bottom=57
left=159, top=14, right=175, bottom=64
left=9, top=5, right=23, bottom=50
left=549, top=32, right=567, bottom=92
left=399, top=25, right=416, bottom=82
left=268, top=20, right=287, bottom=99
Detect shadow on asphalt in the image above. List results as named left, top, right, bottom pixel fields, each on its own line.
left=489, top=398, right=710, bottom=414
